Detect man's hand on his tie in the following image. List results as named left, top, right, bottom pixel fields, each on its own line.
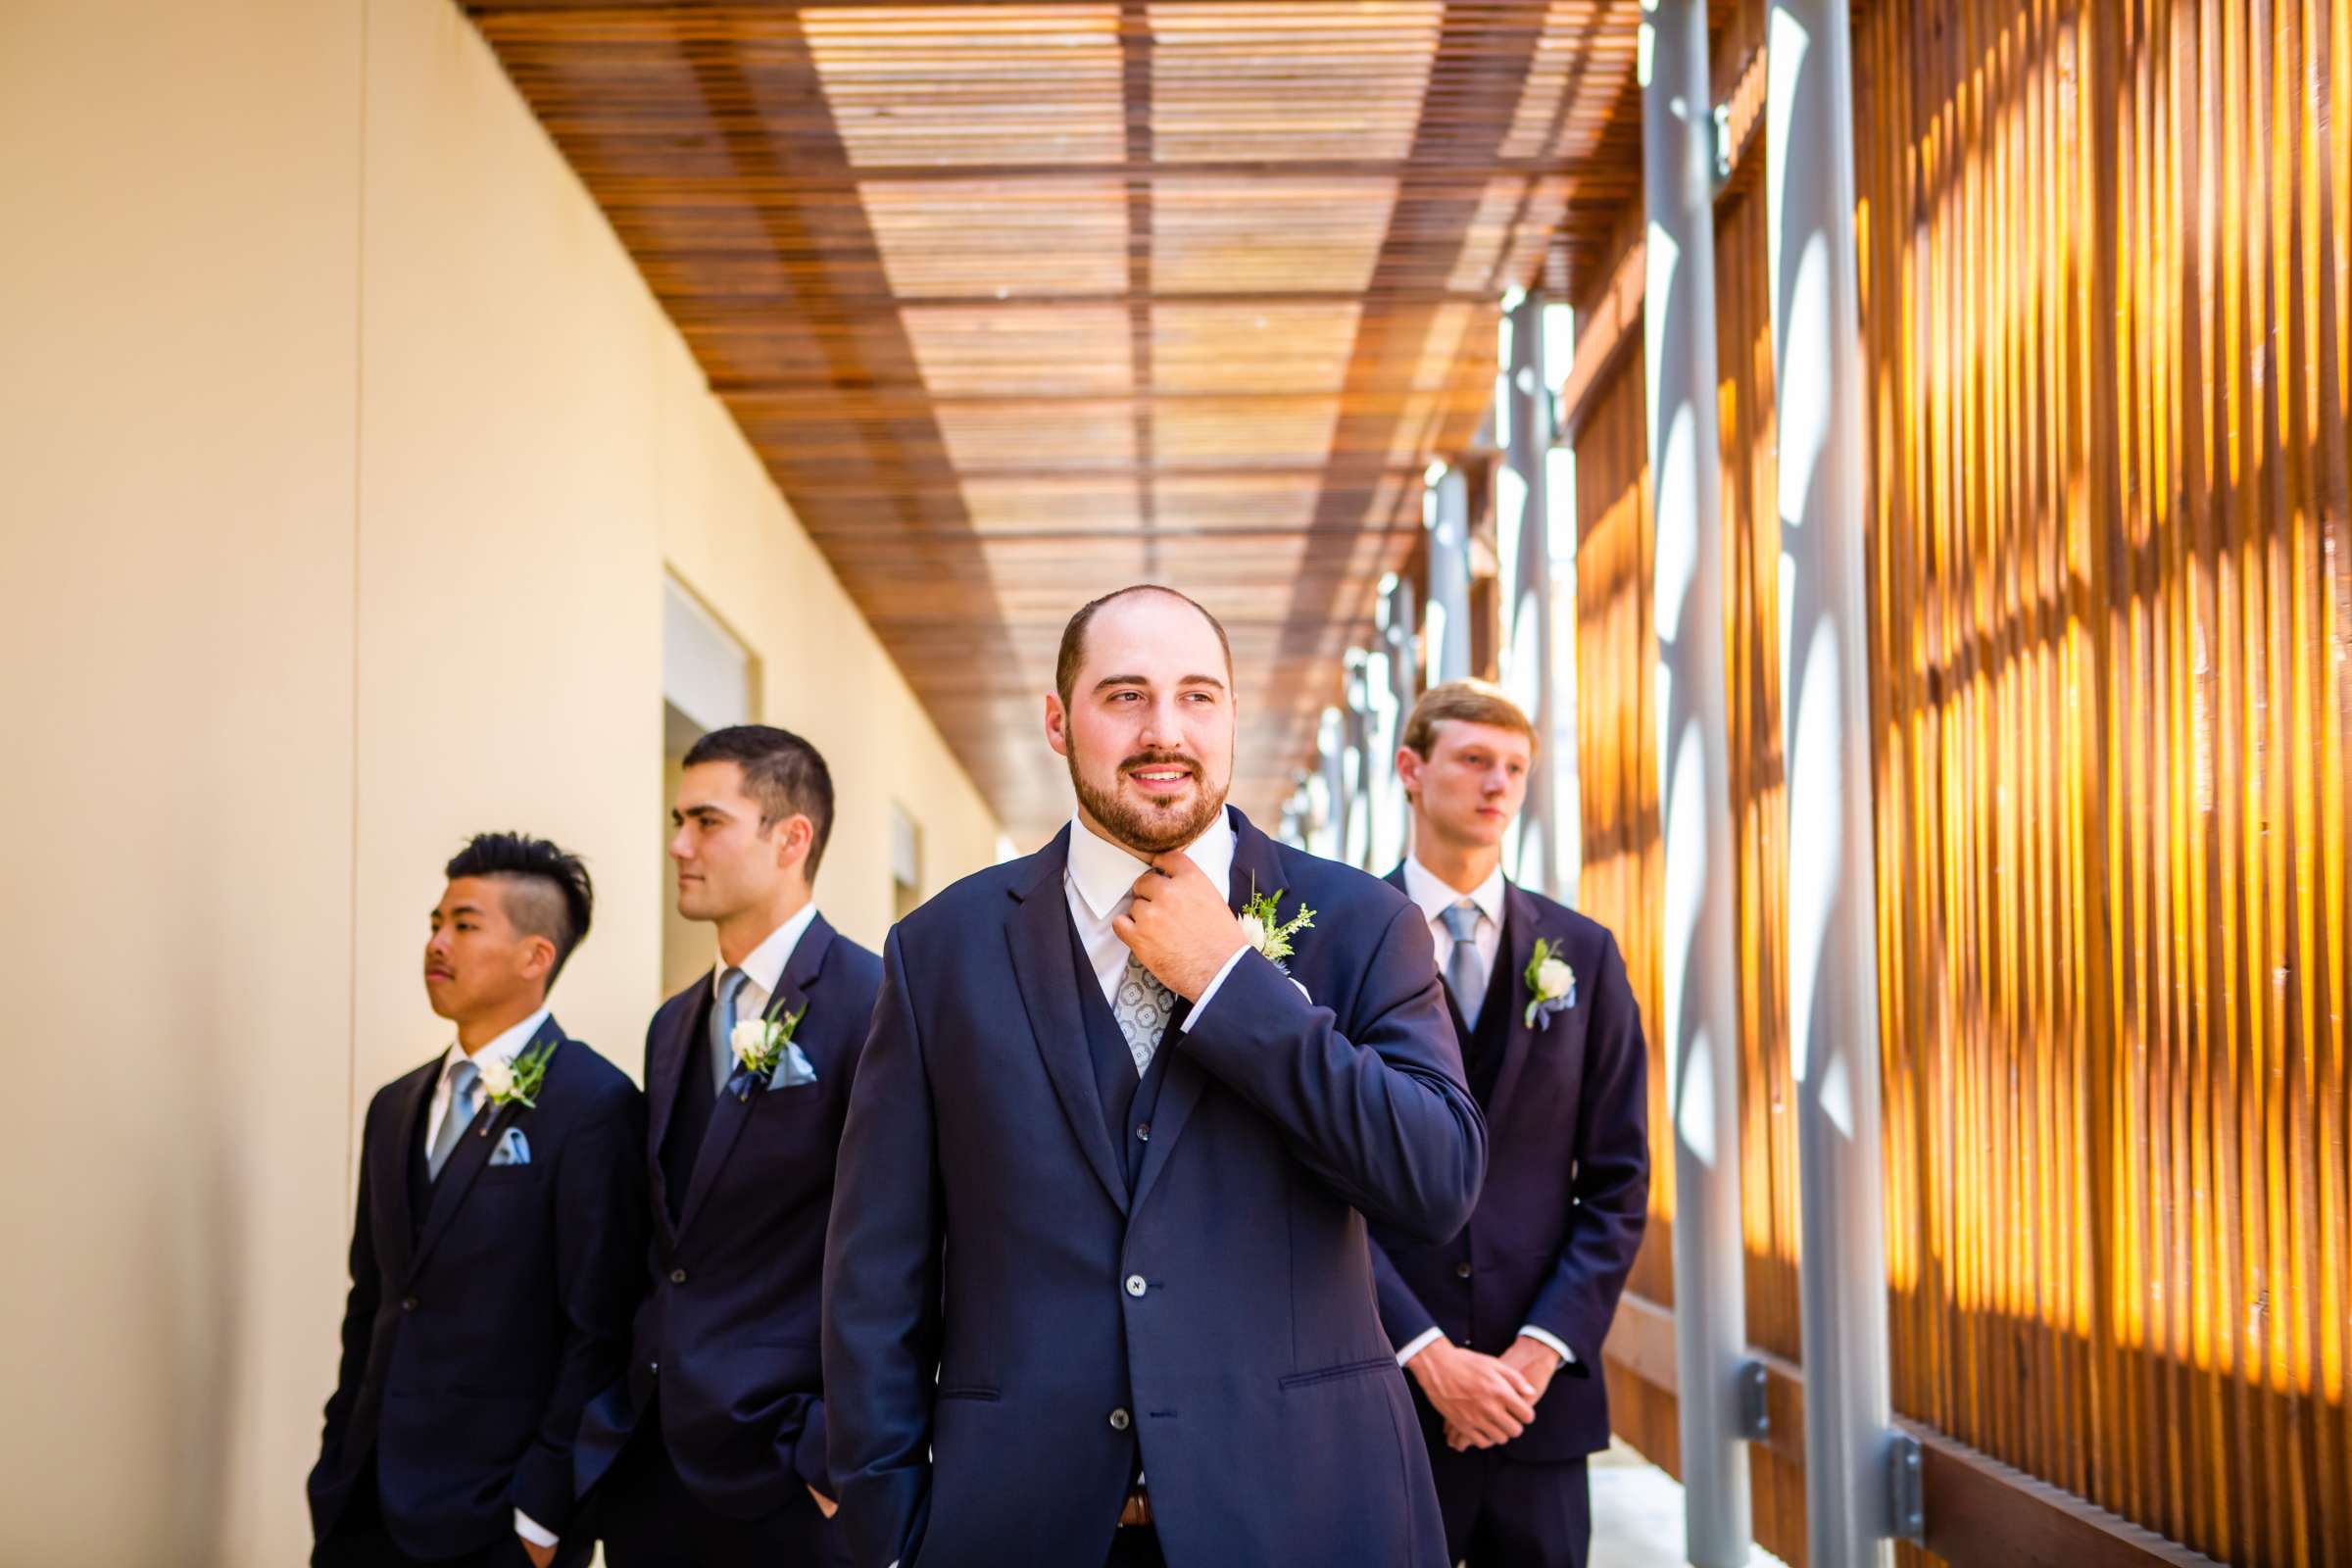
left=1499, top=1334, right=1566, bottom=1407
left=808, top=1483, right=839, bottom=1519
left=1407, top=1340, right=1540, bottom=1450
left=1114, top=851, right=1246, bottom=1000
left=520, top=1538, right=556, bottom=1568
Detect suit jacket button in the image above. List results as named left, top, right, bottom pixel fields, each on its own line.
left=1108, top=1408, right=1132, bottom=1431
left=1135, top=1123, right=1150, bottom=1142
left=671, top=1268, right=688, bottom=1285
left=1455, top=1261, right=1474, bottom=1279
left=649, top=1362, right=660, bottom=1376
left=401, top=1297, right=417, bottom=1312
left=1124, top=1274, right=1148, bottom=1298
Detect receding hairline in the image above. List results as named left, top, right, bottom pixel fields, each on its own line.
left=1057, top=584, right=1234, bottom=703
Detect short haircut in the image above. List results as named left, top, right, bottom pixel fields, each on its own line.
left=1400, top=679, right=1540, bottom=760
left=443, top=831, right=595, bottom=984
left=681, top=724, right=837, bottom=879
left=1054, top=584, right=1235, bottom=707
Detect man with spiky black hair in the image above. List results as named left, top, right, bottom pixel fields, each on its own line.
left=309, top=833, right=647, bottom=1568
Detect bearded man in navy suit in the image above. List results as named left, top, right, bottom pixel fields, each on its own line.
left=576, top=724, right=877, bottom=1567
left=823, top=585, right=1488, bottom=1568
left=1372, top=681, right=1650, bottom=1568
left=309, top=833, right=645, bottom=1568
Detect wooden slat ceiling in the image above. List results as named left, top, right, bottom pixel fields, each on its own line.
left=467, top=0, right=1645, bottom=844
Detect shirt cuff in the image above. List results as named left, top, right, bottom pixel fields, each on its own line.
left=1179, top=944, right=1252, bottom=1030
left=1518, top=1325, right=1576, bottom=1366
left=1395, top=1326, right=1446, bottom=1366
left=514, top=1509, right=558, bottom=1549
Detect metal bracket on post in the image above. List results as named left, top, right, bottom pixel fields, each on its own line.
left=1735, top=1359, right=1771, bottom=1442
left=1887, top=1432, right=1926, bottom=1543
left=1710, top=102, right=1734, bottom=188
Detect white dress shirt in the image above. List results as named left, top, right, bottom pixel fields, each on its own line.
left=1400, top=856, right=1505, bottom=1004
left=1062, top=806, right=1249, bottom=1026
left=424, top=1006, right=552, bottom=1167
left=714, top=899, right=822, bottom=1022
left=1390, top=858, right=1575, bottom=1374
left=424, top=1005, right=559, bottom=1549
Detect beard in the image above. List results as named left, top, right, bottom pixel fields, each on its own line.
left=1069, top=748, right=1230, bottom=857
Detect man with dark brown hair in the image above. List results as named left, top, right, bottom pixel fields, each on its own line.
left=823, top=586, right=1487, bottom=1568
left=576, top=725, right=875, bottom=1567
left=1375, top=680, right=1650, bottom=1568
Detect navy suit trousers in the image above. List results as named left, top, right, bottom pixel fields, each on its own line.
left=599, top=1416, right=852, bottom=1568
left=1427, top=1447, right=1591, bottom=1568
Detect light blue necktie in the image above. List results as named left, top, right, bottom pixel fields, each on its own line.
left=710, top=966, right=750, bottom=1095
left=427, top=1058, right=480, bottom=1181
left=1440, top=902, right=1486, bottom=1031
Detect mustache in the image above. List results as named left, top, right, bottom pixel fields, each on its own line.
left=1119, top=752, right=1200, bottom=775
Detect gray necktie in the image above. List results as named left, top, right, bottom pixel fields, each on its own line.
left=427, top=1058, right=480, bottom=1181
left=1112, top=950, right=1176, bottom=1077
left=711, top=966, right=750, bottom=1095
left=1441, top=902, right=1486, bottom=1030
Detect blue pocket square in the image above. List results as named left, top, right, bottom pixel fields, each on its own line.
left=487, top=1127, right=531, bottom=1167
left=772, top=1042, right=819, bottom=1089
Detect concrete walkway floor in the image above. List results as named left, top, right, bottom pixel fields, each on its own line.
left=1589, top=1442, right=1792, bottom=1568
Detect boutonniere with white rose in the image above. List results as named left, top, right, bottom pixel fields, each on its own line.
left=727, top=1005, right=815, bottom=1101
left=1237, top=878, right=1317, bottom=974
left=1522, top=939, right=1577, bottom=1030
left=478, top=1038, right=558, bottom=1113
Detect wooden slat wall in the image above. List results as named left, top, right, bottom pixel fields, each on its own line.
left=1574, top=0, right=2349, bottom=1561
left=1855, top=0, right=2352, bottom=1561
left=1572, top=342, right=1684, bottom=1473
left=1713, top=169, right=1808, bottom=1562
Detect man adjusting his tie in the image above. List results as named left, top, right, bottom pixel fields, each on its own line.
left=823, top=584, right=1488, bottom=1568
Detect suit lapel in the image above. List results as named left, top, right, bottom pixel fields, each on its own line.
left=411, top=1015, right=562, bottom=1275
left=382, top=1059, right=436, bottom=1278
left=1129, top=808, right=1277, bottom=1216
left=645, top=979, right=709, bottom=1240
left=675, top=915, right=839, bottom=1238
left=1485, top=884, right=1544, bottom=1116
left=1006, top=828, right=1130, bottom=1216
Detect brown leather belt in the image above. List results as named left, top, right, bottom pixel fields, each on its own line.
left=1118, top=1489, right=1153, bottom=1529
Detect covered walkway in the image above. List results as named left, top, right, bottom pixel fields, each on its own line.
left=465, top=4, right=2352, bottom=1561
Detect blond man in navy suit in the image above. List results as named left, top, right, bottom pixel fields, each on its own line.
left=1372, top=682, right=1649, bottom=1568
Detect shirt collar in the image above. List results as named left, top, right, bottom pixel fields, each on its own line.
left=716, top=900, right=820, bottom=1001
left=1402, top=855, right=1506, bottom=931
left=1065, top=805, right=1238, bottom=925
left=446, top=1005, right=552, bottom=1076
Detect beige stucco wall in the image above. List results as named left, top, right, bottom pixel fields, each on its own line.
left=0, top=2, right=999, bottom=1562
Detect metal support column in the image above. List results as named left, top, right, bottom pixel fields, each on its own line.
left=1641, top=1, right=1752, bottom=1562
left=1504, top=291, right=1557, bottom=896
left=1765, top=0, right=1899, bottom=1559
left=1426, top=467, right=1473, bottom=686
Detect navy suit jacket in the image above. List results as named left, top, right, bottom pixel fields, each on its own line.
left=308, top=1018, right=647, bottom=1558
left=574, top=913, right=881, bottom=1517
left=823, top=809, right=1489, bottom=1568
left=1370, top=871, right=1649, bottom=1460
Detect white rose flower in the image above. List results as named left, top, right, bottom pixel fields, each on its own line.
left=1536, top=957, right=1574, bottom=1001
left=731, top=1017, right=771, bottom=1069
left=476, top=1055, right=515, bottom=1102
left=1238, top=910, right=1270, bottom=954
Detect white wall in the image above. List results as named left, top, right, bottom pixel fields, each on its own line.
left=0, top=3, right=999, bottom=1561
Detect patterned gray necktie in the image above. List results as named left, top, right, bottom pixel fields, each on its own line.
left=427, top=1058, right=480, bottom=1181
left=710, top=966, right=749, bottom=1095
left=1441, top=902, right=1486, bottom=1030
left=1112, top=950, right=1176, bottom=1077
